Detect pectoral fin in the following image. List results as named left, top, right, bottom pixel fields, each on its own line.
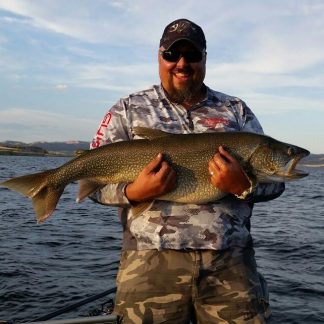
left=130, top=201, right=154, bottom=217
left=77, top=179, right=102, bottom=203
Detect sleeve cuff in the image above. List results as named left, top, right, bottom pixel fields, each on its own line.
left=90, top=182, right=132, bottom=207
left=234, top=176, right=257, bottom=200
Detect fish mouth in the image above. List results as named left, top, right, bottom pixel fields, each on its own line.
left=284, top=152, right=310, bottom=179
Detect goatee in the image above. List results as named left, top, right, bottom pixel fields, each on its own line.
left=167, top=68, right=196, bottom=104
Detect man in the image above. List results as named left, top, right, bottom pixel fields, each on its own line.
left=91, top=19, right=284, bottom=323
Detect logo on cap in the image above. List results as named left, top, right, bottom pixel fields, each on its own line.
left=160, top=18, right=206, bottom=51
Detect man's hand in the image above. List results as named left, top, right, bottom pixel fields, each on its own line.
left=208, top=146, right=251, bottom=196
left=125, top=153, right=177, bottom=202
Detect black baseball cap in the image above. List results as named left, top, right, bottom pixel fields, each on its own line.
left=160, top=18, right=206, bottom=51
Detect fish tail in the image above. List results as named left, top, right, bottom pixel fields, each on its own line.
left=1, top=170, right=64, bottom=224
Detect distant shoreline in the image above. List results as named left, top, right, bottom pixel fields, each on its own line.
left=301, top=164, right=324, bottom=168
left=0, top=145, right=74, bottom=157
left=0, top=149, right=73, bottom=157
left=0, top=140, right=89, bottom=158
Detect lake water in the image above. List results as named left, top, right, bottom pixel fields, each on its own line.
left=0, top=156, right=323, bottom=323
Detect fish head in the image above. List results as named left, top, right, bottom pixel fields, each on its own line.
left=249, top=138, right=310, bottom=182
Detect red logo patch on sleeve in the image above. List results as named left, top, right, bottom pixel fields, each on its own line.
left=91, top=112, right=112, bottom=148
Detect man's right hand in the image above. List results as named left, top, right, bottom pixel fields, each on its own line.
left=125, top=153, right=177, bottom=202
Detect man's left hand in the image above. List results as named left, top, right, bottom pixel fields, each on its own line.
left=208, top=146, right=251, bottom=196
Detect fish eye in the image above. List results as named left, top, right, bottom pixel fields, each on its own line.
left=287, top=147, right=294, bottom=156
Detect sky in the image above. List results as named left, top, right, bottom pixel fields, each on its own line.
left=0, top=0, right=323, bottom=153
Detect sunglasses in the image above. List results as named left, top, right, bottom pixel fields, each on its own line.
left=160, top=49, right=205, bottom=63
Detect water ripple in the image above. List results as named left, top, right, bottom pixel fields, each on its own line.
left=0, top=157, right=323, bottom=323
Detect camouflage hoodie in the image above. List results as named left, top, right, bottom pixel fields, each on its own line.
left=91, top=85, right=284, bottom=250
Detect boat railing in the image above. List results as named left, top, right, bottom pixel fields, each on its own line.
left=1, top=287, right=118, bottom=324
left=21, top=315, right=117, bottom=324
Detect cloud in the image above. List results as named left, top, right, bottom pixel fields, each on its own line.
left=0, top=0, right=165, bottom=44
left=55, top=84, right=68, bottom=90
left=0, top=0, right=323, bottom=153
left=69, top=62, right=157, bottom=93
left=0, top=108, right=97, bottom=142
left=2, top=0, right=323, bottom=84
left=209, top=62, right=324, bottom=86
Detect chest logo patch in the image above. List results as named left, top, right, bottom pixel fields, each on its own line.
left=203, top=117, right=230, bottom=128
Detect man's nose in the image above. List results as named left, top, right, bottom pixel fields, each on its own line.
left=176, top=55, right=189, bottom=67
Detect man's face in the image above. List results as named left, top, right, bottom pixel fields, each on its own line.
left=158, top=40, right=206, bottom=104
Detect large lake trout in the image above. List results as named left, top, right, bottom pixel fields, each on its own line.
left=0, top=128, right=309, bottom=223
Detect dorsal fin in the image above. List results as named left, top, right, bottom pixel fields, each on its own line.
left=133, top=127, right=172, bottom=140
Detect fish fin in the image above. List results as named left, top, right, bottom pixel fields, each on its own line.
left=33, top=187, right=64, bottom=224
left=1, top=171, right=48, bottom=198
left=77, top=179, right=101, bottom=203
left=130, top=201, right=154, bottom=217
left=0, top=171, right=64, bottom=223
left=75, top=149, right=89, bottom=157
left=133, top=127, right=171, bottom=140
